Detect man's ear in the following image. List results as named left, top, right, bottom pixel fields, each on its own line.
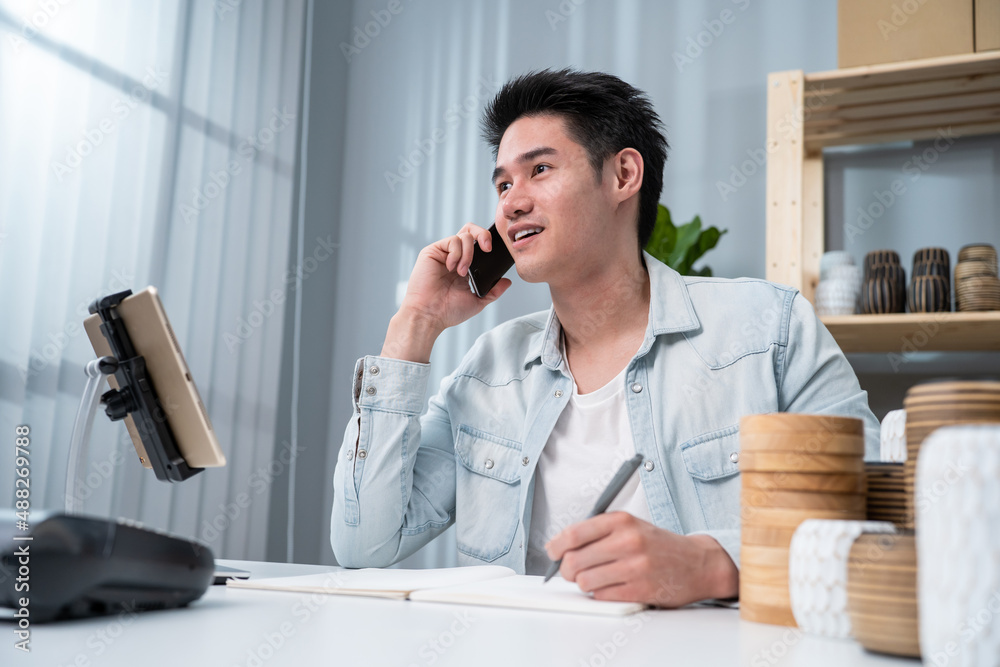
left=611, top=148, right=644, bottom=204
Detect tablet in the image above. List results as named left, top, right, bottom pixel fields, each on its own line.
left=84, top=287, right=225, bottom=471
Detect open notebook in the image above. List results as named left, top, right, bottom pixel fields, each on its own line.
left=227, top=566, right=645, bottom=617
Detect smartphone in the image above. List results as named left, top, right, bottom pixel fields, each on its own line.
left=467, top=223, right=515, bottom=298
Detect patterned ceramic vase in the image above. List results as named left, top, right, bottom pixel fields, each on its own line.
left=908, top=275, right=951, bottom=313
left=863, top=276, right=901, bottom=314
left=789, top=519, right=897, bottom=638
left=880, top=409, right=907, bottom=463
left=917, top=424, right=1000, bottom=666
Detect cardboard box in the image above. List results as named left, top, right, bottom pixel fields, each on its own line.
left=977, top=0, right=1000, bottom=51
left=838, top=0, right=974, bottom=68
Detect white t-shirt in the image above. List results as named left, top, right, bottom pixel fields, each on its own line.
left=524, top=356, right=654, bottom=575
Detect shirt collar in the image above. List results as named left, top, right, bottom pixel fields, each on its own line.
left=524, top=251, right=702, bottom=370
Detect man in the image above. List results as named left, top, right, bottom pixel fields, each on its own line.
left=331, top=69, right=879, bottom=607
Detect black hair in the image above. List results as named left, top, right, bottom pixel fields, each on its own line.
left=481, top=68, right=668, bottom=249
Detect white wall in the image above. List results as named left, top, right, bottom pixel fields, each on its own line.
left=311, top=0, right=1000, bottom=566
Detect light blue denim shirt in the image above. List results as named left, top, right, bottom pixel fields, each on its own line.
left=331, top=253, right=880, bottom=573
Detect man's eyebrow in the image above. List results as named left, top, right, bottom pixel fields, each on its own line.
left=491, top=146, right=558, bottom=185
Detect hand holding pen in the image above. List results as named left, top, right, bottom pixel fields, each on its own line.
left=543, top=454, right=644, bottom=583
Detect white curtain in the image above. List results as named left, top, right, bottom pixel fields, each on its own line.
left=0, top=0, right=305, bottom=560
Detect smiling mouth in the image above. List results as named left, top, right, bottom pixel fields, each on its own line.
left=513, top=227, right=543, bottom=242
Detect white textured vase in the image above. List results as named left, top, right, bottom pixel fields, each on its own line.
left=815, top=279, right=860, bottom=316
left=820, top=251, right=856, bottom=281
left=917, top=425, right=1000, bottom=666
left=827, top=263, right=863, bottom=288
left=788, top=519, right=897, bottom=638
left=880, top=409, right=907, bottom=463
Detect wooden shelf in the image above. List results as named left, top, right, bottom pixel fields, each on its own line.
left=820, top=312, right=1000, bottom=354
left=765, top=51, right=1000, bottom=357
left=802, top=51, right=1000, bottom=152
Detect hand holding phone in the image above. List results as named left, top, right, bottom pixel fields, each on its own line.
left=381, top=223, right=512, bottom=363
left=467, top=223, right=515, bottom=298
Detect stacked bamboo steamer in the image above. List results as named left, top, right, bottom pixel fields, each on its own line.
left=954, top=243, right=1000, bottom=311
left=902, top=380, right=1000, bottom=528
left=739, top=414, right=867, bottom=626
left=864, top=462, right=907, bottom=525
left=846, top=533, right=920, bottom=658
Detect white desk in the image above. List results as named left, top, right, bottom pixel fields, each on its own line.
left=5, top=559, right=915, bottom=666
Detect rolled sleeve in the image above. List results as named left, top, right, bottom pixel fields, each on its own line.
left=332, top=355, right=455, bottom=568
left=353, top=355, right=431, bottom=414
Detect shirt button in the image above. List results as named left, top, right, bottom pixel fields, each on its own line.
left=522, top=456, right=530, bottom=466
left=730, top=452, right=740, bottom=464
left=346, top=450, right=354, bottom=460
left=365, top=386, right=377, bottom=396
left=357, top=450, right=368, bottom=459
left=554, top=390, right=563, bottom=398
left=485, top=458, right=494, bottom=469
left=631, top=383, right=643, bottom=393
left=644, top=460, right=654, bottom=472
left=369, top=365, right=380, bottom=375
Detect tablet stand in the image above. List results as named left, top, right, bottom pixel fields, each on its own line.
left=65, top=356, right=120, bottom=513
left=65, top=291, right=201, bottom=512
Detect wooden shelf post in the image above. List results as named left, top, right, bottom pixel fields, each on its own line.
left=766, top=71, right=824, bottom=304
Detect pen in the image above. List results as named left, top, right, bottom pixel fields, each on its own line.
left=543, top=453, right=645, bottom=583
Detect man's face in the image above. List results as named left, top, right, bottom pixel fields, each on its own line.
left=492, top=114, right=620, bottom=287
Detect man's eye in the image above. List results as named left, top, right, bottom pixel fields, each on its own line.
left=534, top=165, right=549, bottom=175
left=498, top=182, right=511, bottom=193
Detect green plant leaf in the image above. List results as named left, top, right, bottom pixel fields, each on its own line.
left=645, top=204, right=676, bottom=262
left=669, top=218, right=703, bottom=274
left=683, top=224, right=727, bottom=273
left=643, top=204, right=727, bottom=276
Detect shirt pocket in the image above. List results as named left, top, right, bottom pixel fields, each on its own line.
left=680, top=424, right=742, bottom=531
left=453, top=425, right=522, bottom=563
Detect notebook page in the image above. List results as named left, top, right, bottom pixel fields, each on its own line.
left=409, top=575, right=646, bottom=616
left=227, top=566, right=516, bottom=599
